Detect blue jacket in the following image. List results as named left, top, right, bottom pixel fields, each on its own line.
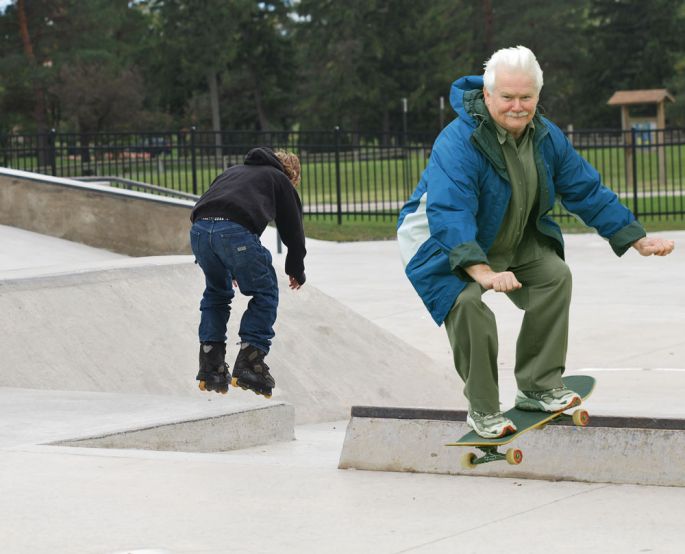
left=397, top=75, right=645, bottom=325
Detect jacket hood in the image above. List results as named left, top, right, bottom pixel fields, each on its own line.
left=244, top=147, right=284, bottom=172
left=450, top=75, right=487, bottom=125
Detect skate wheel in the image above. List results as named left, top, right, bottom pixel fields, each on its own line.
left=535, top=423, right=547, bottom=431
left=230, top=377, right=239, bottom=387
left=461, top=452, right=477, bottom=470
left=198, top=381, right=207, bottom=391
left=505, top=448, right=523, bottom=465
left=572, top=409, right=589, bottom=427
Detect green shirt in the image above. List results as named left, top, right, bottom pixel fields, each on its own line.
left=487, top=121, right=547, bottom=271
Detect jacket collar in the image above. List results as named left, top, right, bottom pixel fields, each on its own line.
left=467, top=91, right=549, bottom=180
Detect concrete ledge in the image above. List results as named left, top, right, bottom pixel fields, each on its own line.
left=56, top=402, right=294, bottom=453
left=338, top=407, right=685, bottom=487
left=0, top=168, right=193, bottom=255
left=350, top=406, right=685, bottom=429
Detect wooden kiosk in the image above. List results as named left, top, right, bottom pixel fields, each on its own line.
left=607, top=89, right=675, bottom=188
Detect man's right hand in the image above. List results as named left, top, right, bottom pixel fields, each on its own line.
left=465, top=264, right=522, bottom=293
left=288, top=275, right=304, bottom=290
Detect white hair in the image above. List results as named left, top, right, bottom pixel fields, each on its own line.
left=483, top=45, right=543, bottom=93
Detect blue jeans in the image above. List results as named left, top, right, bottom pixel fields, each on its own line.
left=190, top=219, right=278, bottom=353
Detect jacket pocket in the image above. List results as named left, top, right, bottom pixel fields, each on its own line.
left=405, top=237, right=451, bottom=310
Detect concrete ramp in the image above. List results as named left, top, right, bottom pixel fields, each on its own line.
left=1, top=387, right=292, bottom=452
left=338, top=406, right=685, bottom=487
left=0, top=258, right=460, bottom=424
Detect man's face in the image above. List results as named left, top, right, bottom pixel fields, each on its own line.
left=483, top=70, right=539, bottom=138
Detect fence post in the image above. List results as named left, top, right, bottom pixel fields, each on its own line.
left=1, top=132, right=7, bottom=168
left=191, top=126, right=198, bottom=196
left=334, top=126, right=342, bottom=225
left=631, top=127, right=639, bottom=219
left=48, top=128, right=57, bottom=176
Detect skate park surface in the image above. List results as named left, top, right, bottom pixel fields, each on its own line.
left=2, top=201, right=685, bottom=550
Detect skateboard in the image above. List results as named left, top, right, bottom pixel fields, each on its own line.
left=446, top=375, right=596, bottom=469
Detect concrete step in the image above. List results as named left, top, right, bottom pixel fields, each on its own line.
left=1, top=387, right=293, bottom=452
left=338, top=406, right=685, bottom=487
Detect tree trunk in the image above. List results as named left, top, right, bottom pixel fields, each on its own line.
left=382, top=109, right=390, bottom=146
left=482, top=0, right=494, bottom=56
left=17, top=0, right=49, bottom=165
left=252, top=72, right=271, bottom=132
left=207, top=70, right=222, bottom=164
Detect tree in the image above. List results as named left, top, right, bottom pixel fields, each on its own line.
left=578, top=0, right=685, bottom=127
left=484, top=0, right=591, bottom=127
left=293, top=0, right=477, bottom=135
left=51, top=64, right=145, bottom=133
left=16, top=0, right=47, bottom=135
left=222, top=1, right=297, bottom=131
left=0, top=0, right=152, bottom=133
left=148, top=0, right=252, bottom=134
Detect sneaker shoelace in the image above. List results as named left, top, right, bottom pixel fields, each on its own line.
left=473, top=411, right=505, bottom=423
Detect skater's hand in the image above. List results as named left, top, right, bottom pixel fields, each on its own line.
left=632, top=237, right=675, bottom=257
left=465, top=264, right=522, bottom=293
left=485, top=271, right=522, bottom=293
left=289, top=276, right=303, bottom=290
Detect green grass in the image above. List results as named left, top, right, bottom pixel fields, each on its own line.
left=304, top=212, right=685, bottom=242
left=559, top=217, right=685, bottom=235
left=303, top=216, right=398, bottom=241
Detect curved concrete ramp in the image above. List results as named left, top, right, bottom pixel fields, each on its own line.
left=338, top=407, right=685, bottom=487
left=0, top=259, right=460, bottom=423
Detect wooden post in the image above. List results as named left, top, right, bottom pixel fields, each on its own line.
left=657, top=100, right=666, bottom=184
left=622, top=105, right=633, bottom=193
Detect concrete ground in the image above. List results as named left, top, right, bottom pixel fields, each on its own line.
left=1, top=223, right=685, bottom=553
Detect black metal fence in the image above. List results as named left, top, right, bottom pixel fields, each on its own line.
left=2, top=127, right=685, bottom=222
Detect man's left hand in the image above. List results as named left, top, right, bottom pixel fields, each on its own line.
left=632, top=237, right=675, bottom=257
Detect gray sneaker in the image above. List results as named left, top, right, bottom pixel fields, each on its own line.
left=466, top=410, right=517, bottom=439
left=515, top=386, right=581, bottom=413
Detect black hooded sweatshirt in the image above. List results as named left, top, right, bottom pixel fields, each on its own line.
left=190, top=147, right=306, bottom=284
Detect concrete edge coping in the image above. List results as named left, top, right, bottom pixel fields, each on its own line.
left=0, top=255, right=197, bottom=288
left=350, top=405, right=685, bottom=430
left=0, top=167, right=195, bottom=208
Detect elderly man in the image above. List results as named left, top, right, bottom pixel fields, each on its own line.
left=397, top=46, right=675, bottom=438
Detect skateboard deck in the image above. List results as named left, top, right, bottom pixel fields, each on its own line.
left=446, top=375, right=596, bottom=468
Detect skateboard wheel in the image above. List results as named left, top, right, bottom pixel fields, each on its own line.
left=505, top=448, right=523, bottom=465
left=198, top=381, right=207, bottom=391
left=461, top=452, right=477, bottom=470
left=535, top=423, right=547, bottom=431
left=572, top=409, right=589, bottom=426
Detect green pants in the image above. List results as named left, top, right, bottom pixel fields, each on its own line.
left=444, top=250, right=572, bottom=413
